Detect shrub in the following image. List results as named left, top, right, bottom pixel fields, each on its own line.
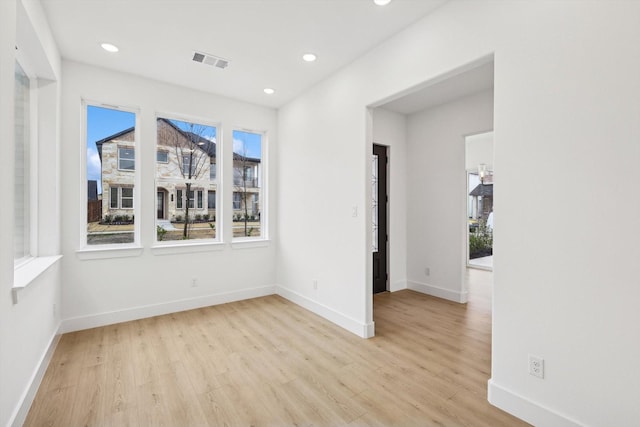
left=114, top=215, right=123, bottom=223
left=104, top=215, right=113, bottom=224
left=203, top=213, right=210, bottom=221
left=156, top=225, right=167, bottom=241
left=175, top=215, right=182, bottom=222
left=195, top=214, right=202, bottom=221
left=469, top=224, right=493, bottom=258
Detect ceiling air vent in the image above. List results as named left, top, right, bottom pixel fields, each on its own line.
left=192, top=51, right=229, bottom=69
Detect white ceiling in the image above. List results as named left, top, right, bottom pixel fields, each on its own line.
left=40, top=0, right=447, bottom=109
left=379, top=59, right=494, bottom=115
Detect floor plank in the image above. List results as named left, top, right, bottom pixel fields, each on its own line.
left=24, top=268, right=529, bottom=426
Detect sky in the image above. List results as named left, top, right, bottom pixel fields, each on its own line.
left=86, top=105, right=262, bottom=194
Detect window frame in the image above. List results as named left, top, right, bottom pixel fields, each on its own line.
left=156, top=150, right=169, bottom=163
left=154, top=112, right=221, bottom=246
left=231, top=128, right=267, bottom=243
left=118, top=146, right=135, bottom=171
left=80, top=100, right=141, bottom=252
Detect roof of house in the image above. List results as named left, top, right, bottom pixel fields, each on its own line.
left=469, top=183, right=493, bottom=197
left=94, top=118, right=260, bottom=163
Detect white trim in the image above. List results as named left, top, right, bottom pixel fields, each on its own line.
left=76, top=245, right=143, bottom=260
left=488, top=379, right=583, bottom=427
left=12, top=255, right=62, bottom=304
left=276, top=285, right=374, bottom=338
left=60, top=285, right=276, bottom=333
left=9, top=330, right=60, bottom=427
left=151, top=240, right=225, bottom=255
left=231, top=239, right=270, bottom=249
left=407, top=280, right=468, bottom=303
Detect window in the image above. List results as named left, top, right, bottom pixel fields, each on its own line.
left=232, top=130, right=264, bottom=239
left=210, top=163, right=216, bottom=180
left=110, top=186, right=118, bottom=209
left=182, top=154, right=197, bottom=176
left=176, top=189, right=183, bottom=209
left=197, top=190, right=203, bottom=209
left=108, top=186, right=134, bottom=209
left=156, top=116, right=217, bottom=242
left=208, top=191, right=216, bottom=209
left=86, top=104, right=137, bottom=246
left=118, top=147, right=135, bottom=170
left=121, top=187, right=133, bottom=209
left=157, top=150, right=168, bottom=163
left=14, top=61, right=31, bottom=262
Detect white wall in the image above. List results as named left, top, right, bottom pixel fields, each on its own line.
left=372, top=108, right=407, bottom=292
left=0, top=1, right=62, bottom=426
left=465, top=131, right=493, bottom=172
left=406, top=90, right=493, bottom=303
left=277, top=1, right=640, bottom=425
left=60, top=61, right=278, bottom=331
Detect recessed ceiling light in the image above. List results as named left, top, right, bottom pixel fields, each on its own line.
left=302, top=53, right=317, bottom=62
left=264, top=88, right=275, bottom=95
left=100, top=43, right=119, bottom=53
left=374, top=0, right=392, bottom=5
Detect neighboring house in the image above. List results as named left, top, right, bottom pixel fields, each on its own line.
left=469, top=182, right=493, bottom=222
left=95, top=118, right=260, bottom=222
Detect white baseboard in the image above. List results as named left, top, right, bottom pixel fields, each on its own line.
left=488, top=379, right=583, bottom=427
left=10, top=329, right=61, bottom=427
left=276, top=285, right=374, bottom=338
left=60, top=285, right=276, bottom=333
left=389, top=280, right=407, bottom=292
left=407, top=280, right=468, bottom=303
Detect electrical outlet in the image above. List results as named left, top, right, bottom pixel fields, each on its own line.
left=191, top=278, right=198, bottom=288
left=424, top=267, right=430, bottom=276
left=529, top=354, right=544, bottom=378
left=313, top=280, right=318, bottom=290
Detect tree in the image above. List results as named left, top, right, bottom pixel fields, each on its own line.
left=233, top=146, right=252, bottom=236
left=159, top=119, right=214, bottom=239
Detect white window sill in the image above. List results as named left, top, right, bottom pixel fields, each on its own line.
left=151, top=240, right=225, bottom=256
left=231, top=239, right=271, bottom=249
left=76, top=245, right=144, bottom=260
left=12, top=255, right=63, bottom=304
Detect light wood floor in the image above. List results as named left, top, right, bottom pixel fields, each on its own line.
left=25, top=269, right=529, bottom=426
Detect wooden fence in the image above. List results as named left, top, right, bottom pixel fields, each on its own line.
left=88, top=200, right=102, bottom=223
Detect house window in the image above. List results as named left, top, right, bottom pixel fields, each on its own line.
left=110, top=186, right=118, bottom=209
left=14, top=61, right=31, bottom=262
left=182, top=154, right=197, bottom=176
left=187, top=190, right=195, bottom=209
left=208, top=191, right=216, bottom=209
left=121, top=187, right=133, bottom=209
left=157, top=150, right=168, bottom=163
left=197, top=190, right=203, bottom=209
left=176, top=189, right=183, bottom=209
left=156, top=116, right=217, bottom=241
left=108, top=187, right=134, bottom=209
left=233, top=192, right=242, bottom=210
left=86, top=104, right=137, bottom=246
left=118, top=147, right=135, bottom=170
left=232, top=129, right=264, bottom=239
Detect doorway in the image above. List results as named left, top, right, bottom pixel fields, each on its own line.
left=157, top=190, right=167, bottom=220
left=465, top=132, right=494, bottom=270
left=372, top=144, right=388, bottom=294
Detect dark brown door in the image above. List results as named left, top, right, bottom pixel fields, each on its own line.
left=373, top=144, right=388, bottom=294
left=157, top=191, right=165, bottom=219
